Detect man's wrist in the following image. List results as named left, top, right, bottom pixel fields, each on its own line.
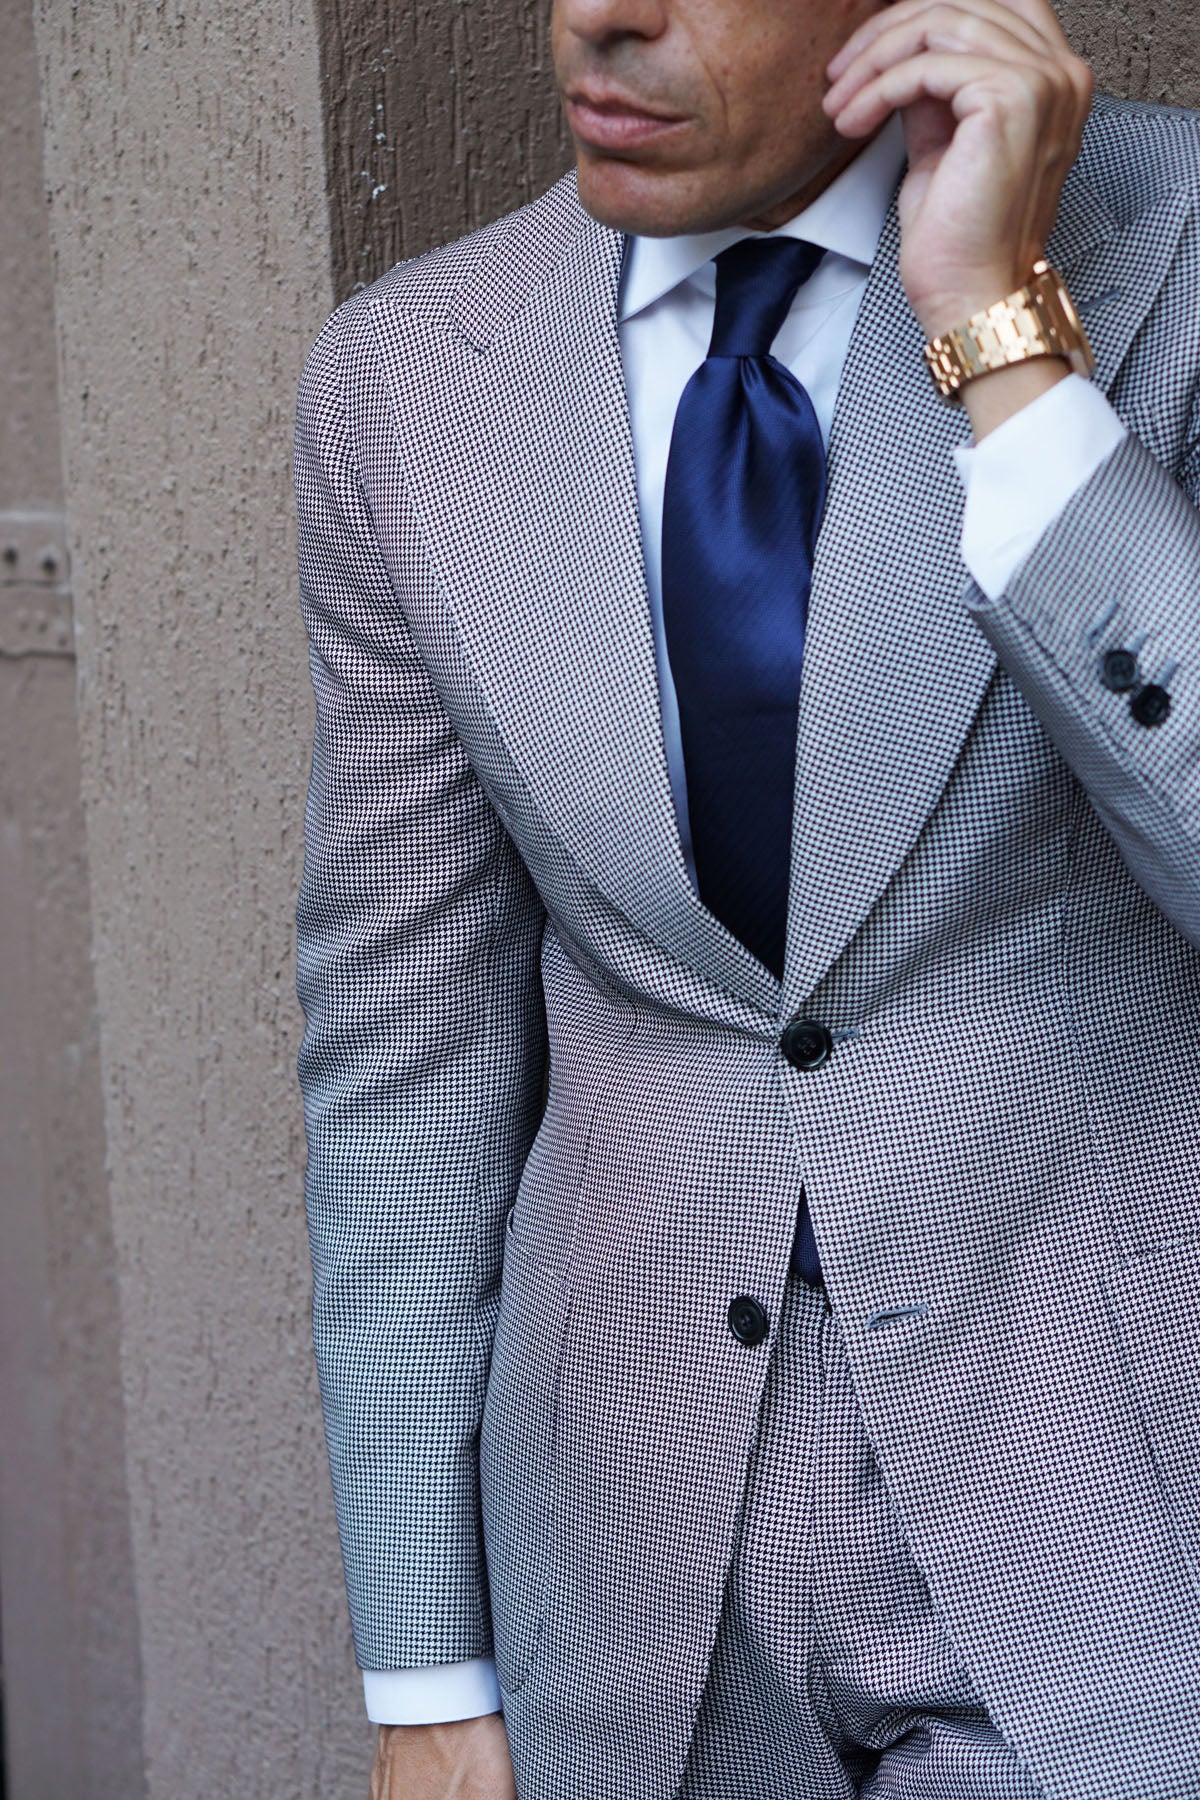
left=960, top=357, right=1072, bottom=445
left=912, top=267, right=1028, bottom=345
left=920, top=260, right=1090, bottom=440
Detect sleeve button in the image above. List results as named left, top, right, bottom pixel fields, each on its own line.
left=1100, top=647, right=1139, bottom=692
left=1130, top=684, right=1172, bottom=727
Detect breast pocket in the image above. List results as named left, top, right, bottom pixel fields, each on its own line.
left=1104, top=1232, right=1200, bottom=1597
left=480, top=1220, right=570, bottom=1693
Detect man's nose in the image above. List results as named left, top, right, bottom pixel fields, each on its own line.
left=555, top=0, right=667, bottom=48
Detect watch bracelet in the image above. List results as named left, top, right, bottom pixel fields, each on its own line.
left=924, top=265, right=1094, bottom=401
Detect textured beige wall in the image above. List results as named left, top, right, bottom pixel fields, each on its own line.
left=0, top=1, right=142, bottom=1793
left=30, top=1, right=369, bottom=1793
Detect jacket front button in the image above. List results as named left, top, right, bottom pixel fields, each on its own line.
left=781, top=1017, right=833, bottom=1071
left=1131, top=683, right=1171, bottom=727
left=727, top=1295, right=770, bottom=1347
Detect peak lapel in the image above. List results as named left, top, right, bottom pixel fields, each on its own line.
left=368, top=176, right=779, bottom=1017
left=781, top=162, right=1191, bottom=1014
left=780, top=200, right=986, bottom=1011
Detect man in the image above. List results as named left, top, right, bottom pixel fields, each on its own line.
left=293, top=0, right=1200, bottom=1792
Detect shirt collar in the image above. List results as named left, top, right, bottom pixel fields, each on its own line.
left=617, top=112, right=907, bottom=324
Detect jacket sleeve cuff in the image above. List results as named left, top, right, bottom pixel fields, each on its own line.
left=953, top=374, right=1129, bottom=603
left=362, top=1658, right=502, bottom=1725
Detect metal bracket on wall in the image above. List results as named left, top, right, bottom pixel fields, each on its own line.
left=1, top=510, right=74, bottom=659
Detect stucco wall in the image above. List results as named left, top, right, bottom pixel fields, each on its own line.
left=29, top=2, right=366, bottom=1794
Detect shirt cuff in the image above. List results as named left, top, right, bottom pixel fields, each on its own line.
left=954, top=373, right=1129, bottom=603
left=362, top=1658, right=502, bottom=1726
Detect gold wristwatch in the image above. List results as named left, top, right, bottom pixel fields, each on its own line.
left=924, top=260, right=1096, bottom=401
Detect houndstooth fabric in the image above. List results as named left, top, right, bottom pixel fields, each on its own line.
left=294, top=93, right=1200, bottom=1799
left=676, top=1276, right=1046, bottom=1799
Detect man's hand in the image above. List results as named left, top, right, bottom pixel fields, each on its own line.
left=823, top=0, right=1095, bottom=435
left=368, top=1715, right=517, bottom=1800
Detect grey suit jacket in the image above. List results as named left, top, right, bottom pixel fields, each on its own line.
left=295, top=93, right=1200, bottom=1799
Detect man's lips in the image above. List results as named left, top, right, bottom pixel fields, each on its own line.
left=564, top=90, right=688, bottom=150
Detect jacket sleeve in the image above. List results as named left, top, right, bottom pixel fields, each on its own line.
left=293, top=305, right=547, bottom=1671
left=963, top=415, right=1200, bottom=949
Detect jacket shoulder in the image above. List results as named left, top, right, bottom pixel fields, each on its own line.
left=1080, top=93, right=1200, bottom=221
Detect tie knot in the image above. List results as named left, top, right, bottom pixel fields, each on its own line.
left=707, top=236, right=825, bottom=360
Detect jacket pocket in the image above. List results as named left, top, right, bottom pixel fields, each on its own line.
left=479, top=1233, right=570, bottom=1692
left=1103, top=1232, right=1200, bottom=1596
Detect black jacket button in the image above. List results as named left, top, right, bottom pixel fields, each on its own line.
left=1130, top=684, right=1171, bottom=727
left=781, top=1018, right=833, bottom=1072
left=727, top=1296, right=770, bottom=1347
left=1100, top=647, right=1139, bottom=693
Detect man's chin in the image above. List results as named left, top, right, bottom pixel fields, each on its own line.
left=573, top=157, right=730, bottom=239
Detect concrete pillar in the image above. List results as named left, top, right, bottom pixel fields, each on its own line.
left=28, top=2, right=365, bottom=1794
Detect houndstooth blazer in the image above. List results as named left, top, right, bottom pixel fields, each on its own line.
left=295, top=94, right=1200, bottom=1799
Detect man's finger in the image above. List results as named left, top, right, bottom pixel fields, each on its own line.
left=826, top=50, right=1061, bottom=139
left=828, top=0, right=1065, bottom=82
left=825, top=7, right=1056, bottom=117
left=971, top=0, right=1073, bottom=49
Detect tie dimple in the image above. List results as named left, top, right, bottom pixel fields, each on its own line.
left=707, top=236, right=827, bottom=359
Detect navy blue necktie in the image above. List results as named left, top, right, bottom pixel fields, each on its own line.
left=661, top=237, right=828, bottom=1286
left=661, top=236, right=827, bottom=982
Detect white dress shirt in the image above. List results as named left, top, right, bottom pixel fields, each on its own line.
left=364, top=113, right=1129, bottom=1727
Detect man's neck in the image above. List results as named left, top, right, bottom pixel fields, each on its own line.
left=738, top=128, right=881, bottom=233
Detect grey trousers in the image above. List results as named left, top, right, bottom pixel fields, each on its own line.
left=676, top=1276, right=1045, bottom=1800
